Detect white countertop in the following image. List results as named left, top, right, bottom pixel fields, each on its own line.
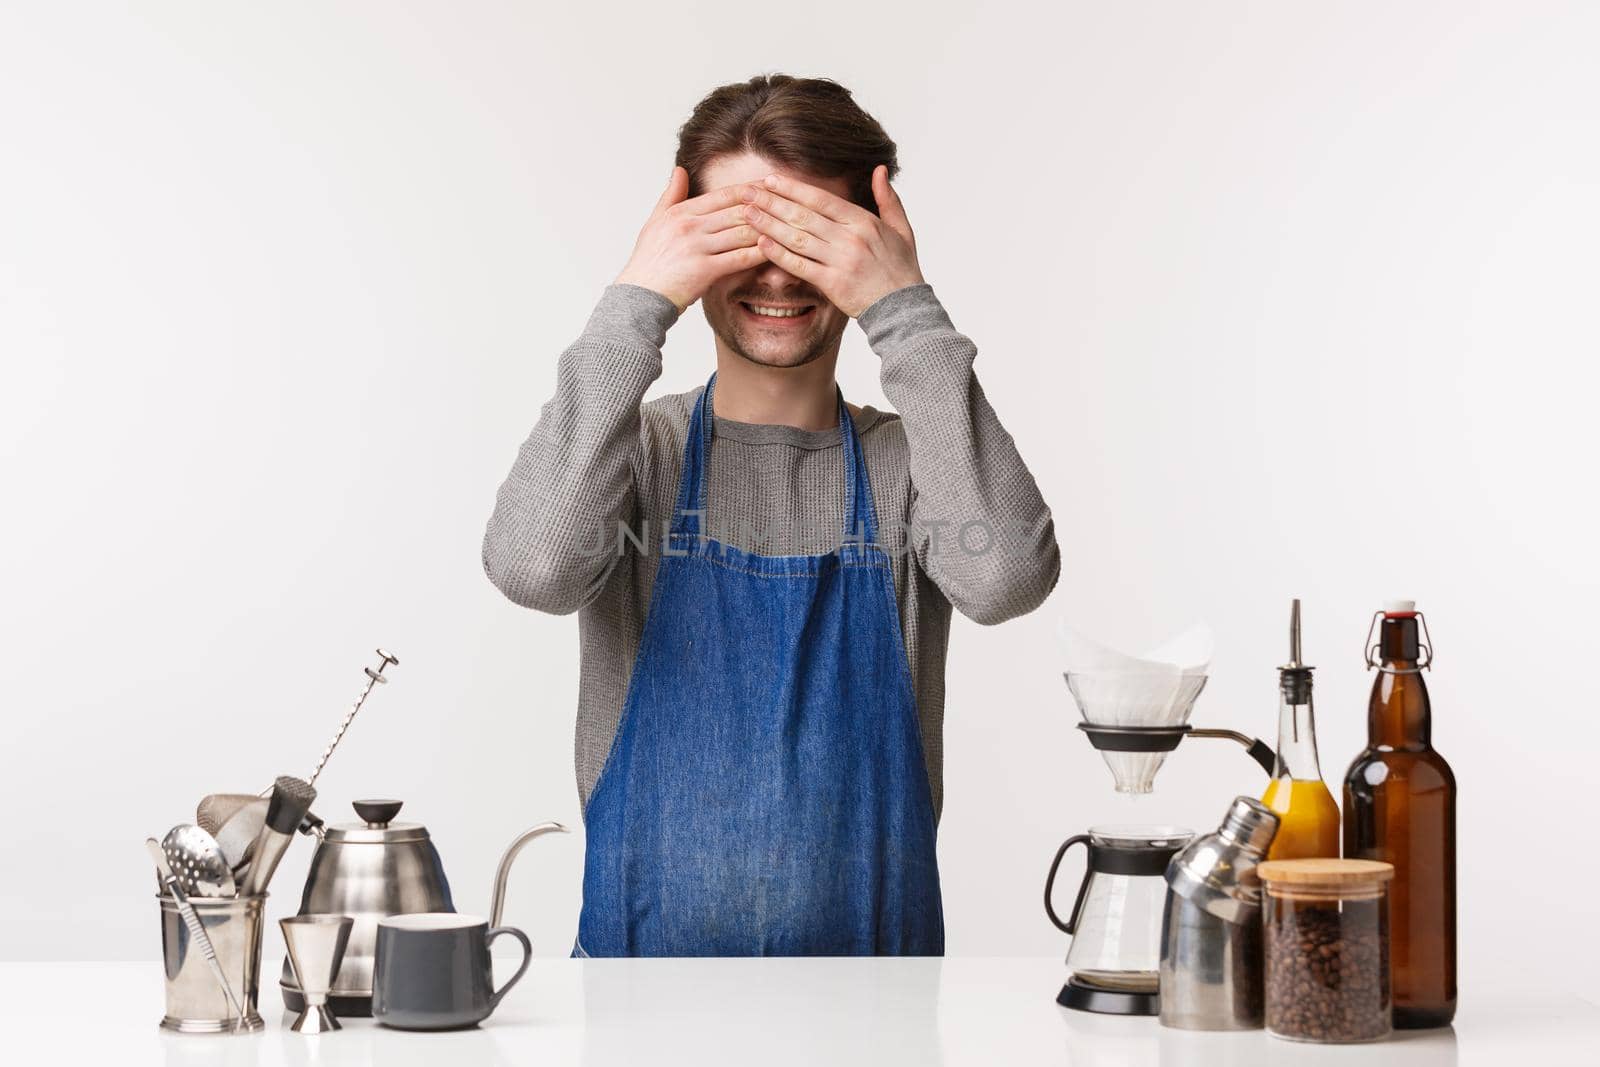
left=3, top=958, right=1594, bottom=1066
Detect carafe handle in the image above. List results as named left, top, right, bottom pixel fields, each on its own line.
left=1045, top=834, right=1093, bottom=935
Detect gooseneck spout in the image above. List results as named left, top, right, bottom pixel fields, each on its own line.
left=490, top=822, right=571, bottom=927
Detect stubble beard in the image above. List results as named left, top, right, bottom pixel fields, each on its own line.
left=705, top=301, right=838, bottom=370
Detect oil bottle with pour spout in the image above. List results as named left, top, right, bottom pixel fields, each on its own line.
left=1259, top=601, right=1340, bottom=859
left=280, top=798, right=568, bottom=1017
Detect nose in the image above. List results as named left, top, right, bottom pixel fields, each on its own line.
left=752, top=258, right=805, bottom=288
left=743, top=261, right=825, bottom=307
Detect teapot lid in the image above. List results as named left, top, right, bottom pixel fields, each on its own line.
left=323, top=798, right=432, bottom=844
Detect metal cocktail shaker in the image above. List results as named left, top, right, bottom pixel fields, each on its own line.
left=1158, top=796, right=1279, bottom=1030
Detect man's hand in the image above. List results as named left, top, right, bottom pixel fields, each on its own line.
left=614, top=167, right=769, bottom=314
left=737, top=165, right=926, bottom=319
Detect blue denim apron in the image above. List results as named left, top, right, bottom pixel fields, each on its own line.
left=573, top=372, right=944, bottom=957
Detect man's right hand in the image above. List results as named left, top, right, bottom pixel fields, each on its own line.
left=613, top=167, right=767, bottom=314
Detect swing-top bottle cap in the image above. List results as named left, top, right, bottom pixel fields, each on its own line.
left=1383, top=599, right=1417, bottom=617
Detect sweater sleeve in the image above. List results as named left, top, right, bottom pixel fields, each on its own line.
left=481, top=283, right=681, bottom=614
left=859, top=283, right=1061, bottom=625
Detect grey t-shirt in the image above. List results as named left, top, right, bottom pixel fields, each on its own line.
left=482, top=281, right=1060, bottom=823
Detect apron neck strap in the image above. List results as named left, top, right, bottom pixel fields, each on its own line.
left=672, top=372, right=878, bottom=546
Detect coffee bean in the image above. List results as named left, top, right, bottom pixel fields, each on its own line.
left=1264, top=896, right=1390, bottom=1042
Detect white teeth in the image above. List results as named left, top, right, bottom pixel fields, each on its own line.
left=745, top=303, right=810, bottom=318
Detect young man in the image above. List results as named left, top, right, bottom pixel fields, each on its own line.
left=483, top=74, right=1059, bottom=957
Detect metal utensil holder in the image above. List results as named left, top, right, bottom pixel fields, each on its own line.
left=158, top=893, right=267, bottom=1033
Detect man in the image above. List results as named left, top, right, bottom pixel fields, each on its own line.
left=483, top=74, right=1059, bottom=957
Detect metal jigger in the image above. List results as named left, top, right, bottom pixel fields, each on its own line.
left=280, top=915, right=354, bottom=1033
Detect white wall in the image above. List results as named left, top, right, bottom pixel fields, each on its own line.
left=3, top=0, right=1596, bottom=1001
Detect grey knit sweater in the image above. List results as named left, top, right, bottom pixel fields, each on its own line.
left=482, top=281, right=1060, bottom=823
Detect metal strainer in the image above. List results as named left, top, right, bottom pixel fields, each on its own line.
left=161, top=824, right=237, bottom=898
left=197, top=794, right=264, bottom=837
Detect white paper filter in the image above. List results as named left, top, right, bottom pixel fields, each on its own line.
left=1059, top=622, right=1214, bottom=794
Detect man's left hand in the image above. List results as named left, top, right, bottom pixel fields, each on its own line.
left=739, top=165, right=925, bottom=319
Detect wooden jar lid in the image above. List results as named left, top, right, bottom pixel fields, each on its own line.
left=1257, top=858, right=1395, bottom=885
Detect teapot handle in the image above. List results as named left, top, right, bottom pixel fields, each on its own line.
left=489, top=821, right=571, bottom=927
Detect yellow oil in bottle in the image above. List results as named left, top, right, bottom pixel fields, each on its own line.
left=1261, top=601, right=1341, bottom=860
left=1260, top=776, right=1340, bottom=859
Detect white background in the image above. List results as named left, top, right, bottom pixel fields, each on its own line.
left=3, top=0, right=1597, bottom=1003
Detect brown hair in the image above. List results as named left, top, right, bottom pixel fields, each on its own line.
left=674, top=74, right=899, bottom=216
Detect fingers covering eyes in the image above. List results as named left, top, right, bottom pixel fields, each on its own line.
left=698, top=204, right=753, bottom=234
left=700, top=223, right=759, bottom=254
left=679, top=180, right=766, bottom=217
left=708, top=244, right=767, bottom=272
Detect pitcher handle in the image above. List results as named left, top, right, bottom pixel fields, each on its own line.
left=489, top=821, right=571, bottom=927
left=1045, top=834, right=1093, bottom=934
left=485, top=925, right=533, bottom=1009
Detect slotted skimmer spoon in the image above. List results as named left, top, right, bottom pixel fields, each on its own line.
left=161, top=824, right=236, bottom=898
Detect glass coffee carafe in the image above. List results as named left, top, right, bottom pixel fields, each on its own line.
left=1045, top=824, right=1194, bottom=1015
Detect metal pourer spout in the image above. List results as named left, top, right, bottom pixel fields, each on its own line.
left=1287, top=599, right=1303, bottom=669
left=1279, top=598, right=1314, bottom=707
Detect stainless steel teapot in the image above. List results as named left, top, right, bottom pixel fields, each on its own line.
left=280, top=798, right=567, bottom=1017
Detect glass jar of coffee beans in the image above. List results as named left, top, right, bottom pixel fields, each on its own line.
left=1257, top=859, right=1394, bottom=1043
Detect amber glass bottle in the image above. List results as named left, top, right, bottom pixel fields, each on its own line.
left=1343, top=602, right=1457, bottom=1028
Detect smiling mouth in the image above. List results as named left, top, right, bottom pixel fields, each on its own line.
left=738, top=301, right=817, bottom=325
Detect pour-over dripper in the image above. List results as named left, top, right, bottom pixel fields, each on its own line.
left=1059, top=621, right=1274, bottom=793
left=1064, top=670, right=1208, bottom=794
